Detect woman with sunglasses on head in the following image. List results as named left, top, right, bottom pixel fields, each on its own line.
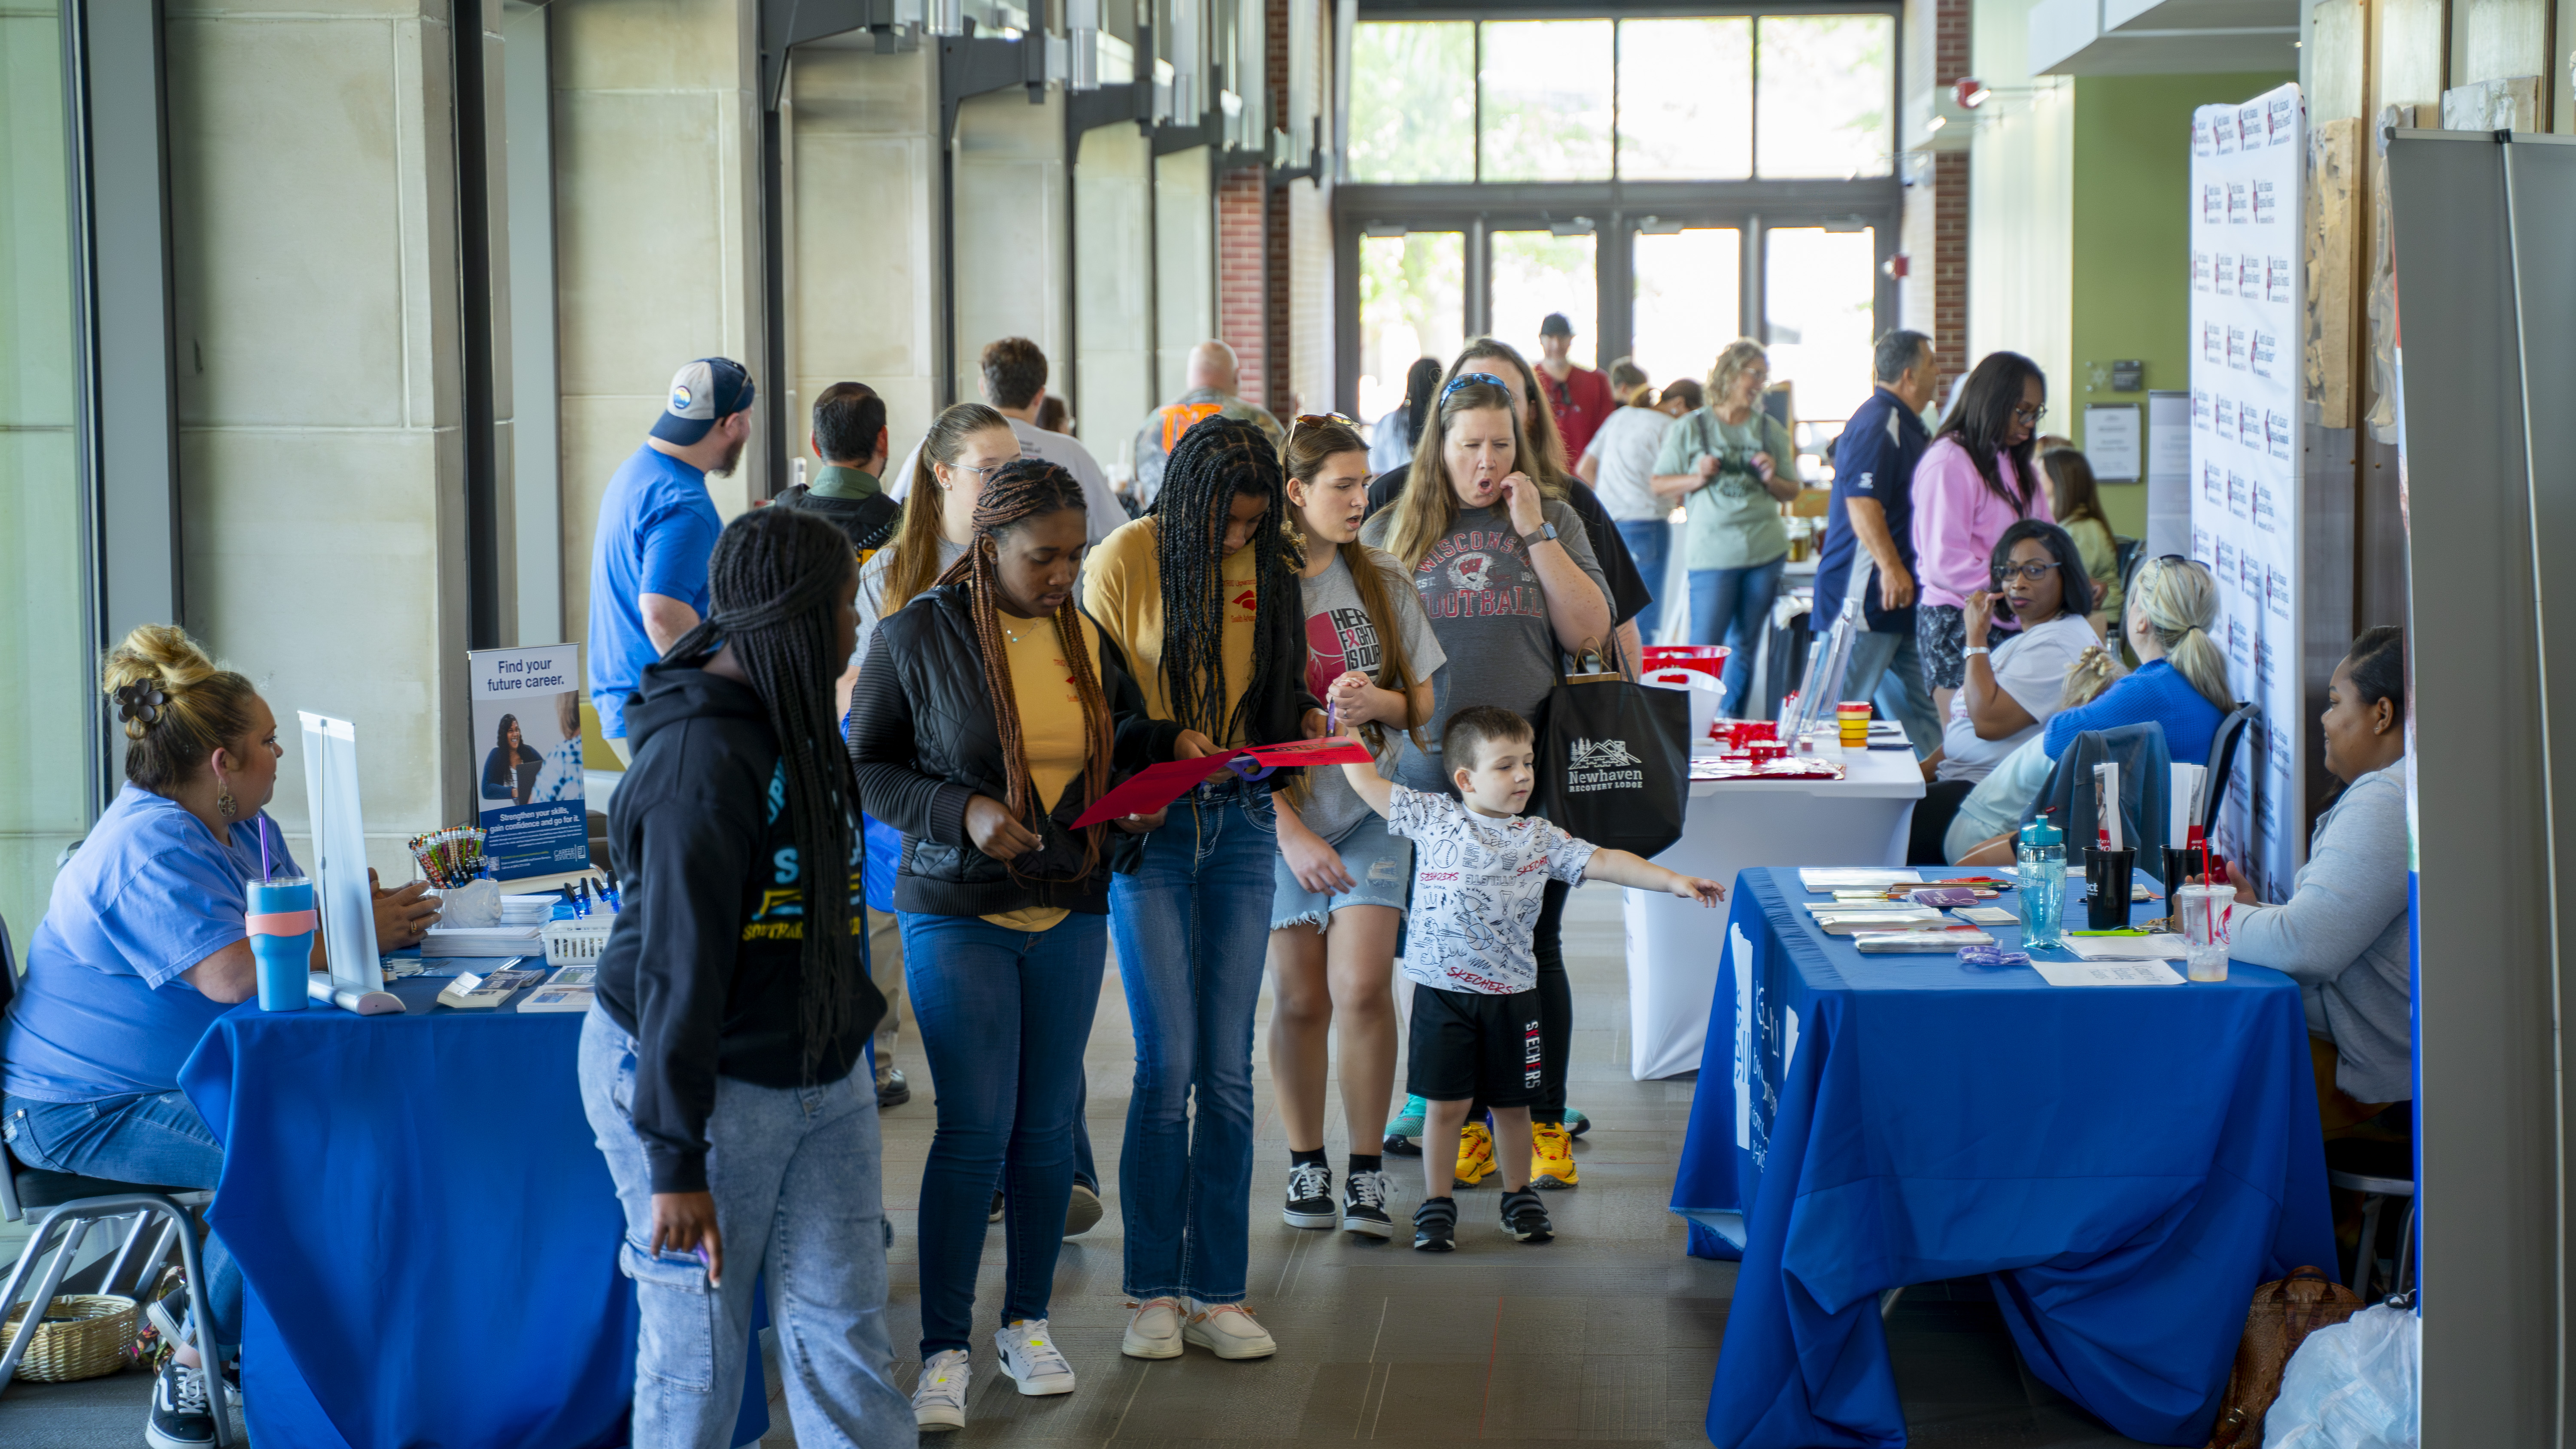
left=850, top=460, right=1188, bottom=1430
left=1366, top=339, right=1656, bottom=676
left=1648, top=339, right=1801, bottom=711
left=1082, top=417, right=1321, bottom=1364
left=1903, top=520, right=2099, bottom=861
left=1266, top=415, right=1444, bottom=1240
left=1911, top=352, right=2054, bottom=718
left=1361, top=372, right=1613, bottom=1195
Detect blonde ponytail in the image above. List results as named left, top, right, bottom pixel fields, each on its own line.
left=2129, top=558, right=2235, bottom=712
left=2059, top=643, right=2128, bottom=710
left=103, top=624, right=262, bottom=792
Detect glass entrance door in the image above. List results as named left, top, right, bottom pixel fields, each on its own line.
left=1630, top=228, right=1744, bottom=397
left=1488, top=230, right=1597, bottom=371
left=1356, top=230, right=1465, bottom=426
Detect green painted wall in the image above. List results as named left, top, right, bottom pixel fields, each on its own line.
left=2068, top=71, right=2294, bottom=540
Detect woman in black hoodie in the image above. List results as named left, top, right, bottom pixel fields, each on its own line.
left=579, top=506, right=908, bottom=1448
left=850, top=461, right=1190, bottom=1430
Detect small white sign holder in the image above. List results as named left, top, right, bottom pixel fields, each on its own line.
left=298, top=712, right=404, bottom=1015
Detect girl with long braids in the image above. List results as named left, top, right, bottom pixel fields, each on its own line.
left=849, top=461, right=1188, bottom=1429
left=1360, top=373, right=1613, bottom=1197
left=1082, top=415, right=1322, bottom=1362
left=1266, top=415, right=1444, bottom=1240
left=581, top=506, right=908, bottom=1448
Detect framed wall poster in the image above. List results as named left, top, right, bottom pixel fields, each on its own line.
left=468, top=644, right=591, bottom=880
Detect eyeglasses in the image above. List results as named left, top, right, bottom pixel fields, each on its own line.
left=1284, top=411, right=1358, bottom=454
left=2012, top=403, right=2050, bottom=424
left=1992, top=561, right=2063, bottom=582
left=951, top=460, right=1012, bottom=485
left=1440, top=372, right=1513, bottom=404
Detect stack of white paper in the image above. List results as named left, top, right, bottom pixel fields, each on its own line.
left=423, top=924, right=543, bottom=958
left=1798, top=867, right=1922, bottom=892
left=2064, top=933, right=2189, bottom=961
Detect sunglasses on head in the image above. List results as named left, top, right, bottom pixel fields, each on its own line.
left=1440, top=372, right=1514, bottom=404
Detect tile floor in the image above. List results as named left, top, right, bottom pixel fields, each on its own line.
left=0, top=881, right=2152, bottom=1447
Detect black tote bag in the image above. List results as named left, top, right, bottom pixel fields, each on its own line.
left=1528, top=638, right=1690, bottom=859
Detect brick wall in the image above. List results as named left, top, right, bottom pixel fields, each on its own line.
left=1217, top=167, right=1267, bottom=400
left=1931, top=0, right=1970, bottom=391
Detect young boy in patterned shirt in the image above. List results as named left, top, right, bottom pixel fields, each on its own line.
left=1340, top=705, right=1724, bottom=1250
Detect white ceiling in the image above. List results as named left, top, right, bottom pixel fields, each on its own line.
left=2029, top=0, right=2300, bottom=76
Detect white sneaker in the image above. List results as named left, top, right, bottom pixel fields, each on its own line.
left=1120, top=1296, right=1185, bottom=1359
left=1182, top=1302, right=1278, bottom=1360
left=995, top=1318, right=1077, bottom=1396
left=912, top=1349, right=971, bottom=1432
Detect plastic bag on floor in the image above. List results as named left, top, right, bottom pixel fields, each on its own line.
left=2263, top=1301, right=2420, bottom=1448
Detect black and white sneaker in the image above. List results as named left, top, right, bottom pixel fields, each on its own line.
left=1343, top=1167, right=1394, bottom=1238
left=1499, top=1188, right=1554, bottom=1245
left=1282, top=1159, right=1337, bottom=1228
left=1412, top=1196, right=1458, bottom=1252
left=146, top=1357, right=216, bottom=1449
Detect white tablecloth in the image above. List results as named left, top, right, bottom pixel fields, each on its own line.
left=1623, top=744, right=1923, bottom=1079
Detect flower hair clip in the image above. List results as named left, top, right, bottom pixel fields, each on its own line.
left=115, top=681, right=166, bottom=726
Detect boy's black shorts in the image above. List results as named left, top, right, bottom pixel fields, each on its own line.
left=1407, top=983, right=1544, bottom=1106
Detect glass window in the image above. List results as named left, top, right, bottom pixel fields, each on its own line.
left=1755, top=14, right=1896, bottom=179
left=1488, top=231, right=1596, bottom=371
left=1616, top=18, right=1752, bottom=181
left=1358, top=232, right=1466, bottom=426
left=1348, top=22, right=1474, bottom=184
left=1630, top=229, right=1744, bottom=397
left=1762, top=227, right=1879, bottom=431
left=2, top=0, right=94, bottom=946
left=1478, top=20, right=1613, bottom=183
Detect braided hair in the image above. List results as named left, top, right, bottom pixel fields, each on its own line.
left=1148, top=415, right=1300, bottom=744
left=662, top=507, right=861, bottom=1078
left=930, top=459, right=1115, bottom=879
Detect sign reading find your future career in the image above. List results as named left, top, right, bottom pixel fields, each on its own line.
left=468, top=644, right=590, bottom=880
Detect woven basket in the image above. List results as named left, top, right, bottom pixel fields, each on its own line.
left=1, top=1294, right=138, bottom=1382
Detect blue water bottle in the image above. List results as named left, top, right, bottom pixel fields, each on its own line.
left=2017, top=816, right=2067, bottom=949
left=246, top=876, right=316, bottom=1011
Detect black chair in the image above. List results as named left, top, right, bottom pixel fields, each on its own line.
left=2326, top=1136, right=2415, bottom=1301
left=0, top=915, right=234, bottom=1439
left=2114, top=535, right=2143, bottom=614
left=2201, top=702, right=2261, bottom=834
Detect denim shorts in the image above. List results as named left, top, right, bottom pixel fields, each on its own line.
left=1269, top=814, right=1413, bottom=931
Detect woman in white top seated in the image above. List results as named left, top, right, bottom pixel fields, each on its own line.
left=1905, top=519, right=2099, bottom=862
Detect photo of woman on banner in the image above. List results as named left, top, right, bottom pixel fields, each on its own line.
left=481, top=712, right=547, bottom=806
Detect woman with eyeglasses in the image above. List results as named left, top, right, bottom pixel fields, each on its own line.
left=1648, top=338, right=1801, bottom=711
left=1264, top=414, right=1444, bottom=1240
left=1903, top=520, right=2100, bottom=861
left=1911, top=352, right=2054, bottom=718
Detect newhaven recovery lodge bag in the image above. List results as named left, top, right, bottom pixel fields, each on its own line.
left=1529, top=637, right=1689, bottom=859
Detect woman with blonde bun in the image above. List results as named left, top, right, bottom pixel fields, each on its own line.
left=0, top=626, right=440, bottom=1445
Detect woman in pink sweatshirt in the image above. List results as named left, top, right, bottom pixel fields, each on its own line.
left=1911, top=352, right=2053, bottom=704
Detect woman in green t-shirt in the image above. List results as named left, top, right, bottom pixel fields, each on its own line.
left=1649, top=339, right=1801, bottom=712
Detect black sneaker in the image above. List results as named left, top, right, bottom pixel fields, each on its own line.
left=988, top=1190, right=1004, bottom=1223
left=1499, top=1188, right=1554, bottom=1245
left=146, top=1357, right=216, bottom=1449
left=1381, top=1132, right=1422, bottom=1157
left=876, top=1068, right=911, bottom=1109
left=1282, top=1159, right=1336, bottom=1229
left=1343, top=1167, right=1394, bottom=1239
left=1412, top=1196, right=1458, bottom=1252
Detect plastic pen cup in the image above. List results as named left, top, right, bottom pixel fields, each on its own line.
left=2084, top=848, right=2136, bottom=929
left=1836, top=701, right=1871, bottom=747
left=245, top=876, right=316, bottom=1012
left=2161, top=846, right=2204, bottom=891
left=2174, top=883, right=2233, bottom=982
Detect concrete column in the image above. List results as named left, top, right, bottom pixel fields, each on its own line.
left=952, top=88, right=1070, bottom=404
left=164, top=0, right=475, bottom=873
left=788, top=43, right=942, bottom=461
left=1074, top=122, right=1154, bottom=476
left=551, top=0, right=766, bottom=658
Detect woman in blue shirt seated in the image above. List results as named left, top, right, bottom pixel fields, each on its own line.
left=1947, top=555, right=2234, bottom=865
left=0, top=626, right=438, bottom=1441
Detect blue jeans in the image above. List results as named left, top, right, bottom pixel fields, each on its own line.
left=3, top=1090, right=240, bottom=1349
left=1689, top=555, right=1787, bottom=713
left=899, top=910, right=1107, bottom=1356
left=1615, top=518, right=1674, bottom=642
left=1109, top=781, right=1276, bottom=1305
left=1839, top=624, right=1945, bottom=758
left=578, top=1011, right=908, bottom=1449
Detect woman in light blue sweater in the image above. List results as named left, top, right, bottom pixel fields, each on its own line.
left=2225, top=627, right=2411, bottom=1128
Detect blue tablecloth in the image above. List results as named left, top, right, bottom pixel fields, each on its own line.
left=1673, top=868, right=2333, bottom=1448
left=179, top=975, right=767, bottom=1449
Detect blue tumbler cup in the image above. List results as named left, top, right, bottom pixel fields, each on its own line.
left=246, top=876, right=316, bottom=1012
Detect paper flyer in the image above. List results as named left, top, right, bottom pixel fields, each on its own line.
left=468, top=644, right=591, bottom=880
left=2188, top=82, right=2305, bottom=901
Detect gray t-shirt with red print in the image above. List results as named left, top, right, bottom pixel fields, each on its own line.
left=1359, top=499, right=1610, bottom=795
left=1293, top=547, right=1447, bottom=845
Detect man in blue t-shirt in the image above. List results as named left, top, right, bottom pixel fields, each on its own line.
left=1817, top=330, right=1942, bottom=757
left=588, top=357, right=756, bottom=759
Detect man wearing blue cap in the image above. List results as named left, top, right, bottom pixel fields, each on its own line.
left=588, top=357, right=756, bottom=761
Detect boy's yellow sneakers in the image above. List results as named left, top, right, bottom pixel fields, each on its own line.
left=1453, top=1119, right=1497, bottom=1188
left=1530, top=1121, right=1579, bottom=1189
